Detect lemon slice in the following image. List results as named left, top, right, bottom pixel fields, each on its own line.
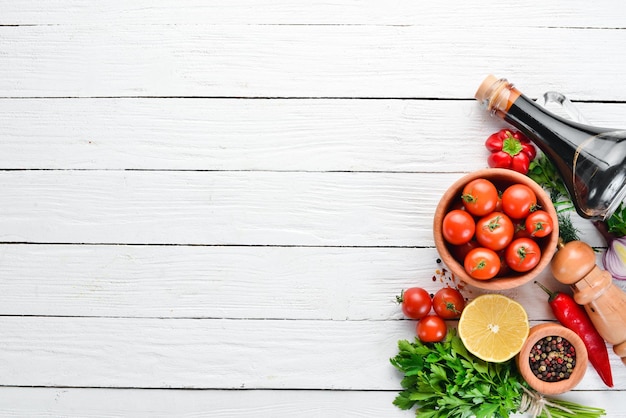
left=458, top=294, right=529, bottom=363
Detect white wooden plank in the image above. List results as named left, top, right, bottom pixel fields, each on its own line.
left=2, top=0, right=625, bottom=28
left=0, top=387, right=622, bottom=418
left=1, top=99, right=625, bottom=171
left=0, top=388, right=408, bottom=418
left=0, top=316, right=624, bottom=391
left=1, top=243, right=600, bottom=320
left=0, top=171, right=604, bottom=246
left=2, top=25, right=626, bottom=99
left=0, top=98, right=502, bottom=171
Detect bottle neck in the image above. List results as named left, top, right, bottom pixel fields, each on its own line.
left=475, top=76, right=521, bottom=116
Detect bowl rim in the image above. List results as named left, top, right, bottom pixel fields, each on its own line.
left=516, top=323, right=588, bottom=395
left=433, top=168, right=559, bottom=290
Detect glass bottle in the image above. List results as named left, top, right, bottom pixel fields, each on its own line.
left=475, top=75, right=626, bottom=220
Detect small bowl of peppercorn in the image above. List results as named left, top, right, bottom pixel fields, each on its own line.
left=517, top=323, right=588, bottom=395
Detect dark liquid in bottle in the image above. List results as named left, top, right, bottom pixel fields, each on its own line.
left=503, top=95, right=626, bottom=219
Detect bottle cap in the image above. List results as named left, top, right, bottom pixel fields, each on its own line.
left=475, top=74, right=498, bottom=102
left=475, top=75, right=511, bottom=112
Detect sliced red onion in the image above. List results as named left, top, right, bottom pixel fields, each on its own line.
left=603, top=237, right=626, bottom=280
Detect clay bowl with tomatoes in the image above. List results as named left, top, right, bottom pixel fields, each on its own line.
left=433, top=168, right=559, bottom=290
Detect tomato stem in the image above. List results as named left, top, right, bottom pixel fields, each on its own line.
left=473, top=260, right=487, bottom=272
left=395, top=289, right=405, bottom=304
left=445, top=300, right=460, bottom=314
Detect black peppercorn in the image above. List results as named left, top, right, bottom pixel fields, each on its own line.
left=528, top=335, right=576, bottom=382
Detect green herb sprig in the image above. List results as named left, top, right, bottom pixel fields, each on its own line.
left=606, top=202, right=626, bottom=236
left=390, top=330, right=605, bottom=418
left=527, top=155, right=572, bottom=212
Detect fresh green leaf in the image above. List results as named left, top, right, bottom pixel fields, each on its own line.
left=527, top=155, right=571, bottom=207
left=472, top=360, right=488, bottom=375
left=475, top=402, right=500, bottom=418
left=430, top=364, right=448, bottom=381
left=409, top=391, right=439, bottom=401
left=392, top=390, right=416, bottom=410
left=607, top=202, right=626, bottom=237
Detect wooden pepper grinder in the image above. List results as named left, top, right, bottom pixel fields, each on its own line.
left=551, top=240, right=626, bottom=365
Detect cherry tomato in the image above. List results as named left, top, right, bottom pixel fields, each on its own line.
left=450, top=239, right=480, bottom=264
left=505, top=237, right=541, bottom=272
left=442, top=209, right=475, bottom=245
left=396, top=287, right=432, bottom=319
left=494, top=195, right=503, bottom=212
left=513, top=219, right=531, bottom=240
left=497, top=250, right=512, bottom=276
left=461, top=179, right=499, bottom=217
left=416, top=314, right=447, bottom=343
left=525, top=210, right=553, bottom=238
left=501, top=184, right=537, bottom=219
left=432, top=288, right=465, bottom=319
left=464, top=247, right=500, bottom=280
left=475, top=211, right=514, bottom=251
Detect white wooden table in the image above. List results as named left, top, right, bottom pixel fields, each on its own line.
left=1, top=1, right=625, bottom=416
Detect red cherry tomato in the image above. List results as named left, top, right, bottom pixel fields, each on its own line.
left=475, top=211, right=514, bottom=251
left=525, top=210, right=553, bottom=238
left=396, top=287, right=432, bottom=319
left=494, top=195, right=503, bottom=213
left=497, top=250, right=512, bottom=276
left=505, top=237, right=541, bottom=272
left=416, top=314, right=447, bottom=343
left=461, top=179, right=499, bottom=217
left=432, top=288, right=465, bottom=319
left=501, top=184, right=537, bottom=219
left=513, top=218, right=532, bottom=240
left=450, top=239, right=480, bottom=264
left=442, top=209, right=475, bottom=245
left=464, top=247, right=500, bottom=280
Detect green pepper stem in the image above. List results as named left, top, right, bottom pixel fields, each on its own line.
left=534, top=280, right=558, bottom=302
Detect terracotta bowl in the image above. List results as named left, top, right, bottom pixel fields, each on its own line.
left=516, top=323, right=588, bottom=395
left=433, top=168, right=559, bottom=290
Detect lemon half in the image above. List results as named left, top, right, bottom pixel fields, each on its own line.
left=458, top=294, right=529, bottom=363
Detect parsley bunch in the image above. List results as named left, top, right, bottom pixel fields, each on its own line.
left=390, top=330, right=521, bottom=418
left=390, top=330, right=605, bottom=418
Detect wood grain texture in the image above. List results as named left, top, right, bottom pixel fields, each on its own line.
left=0, top=387, right=623, bottom=418
left=2, top=243, right=600, bottom=320
left=2, top=0, right=625, bottom=27
left=2, top=24, right=626, bottom=99
left=1, top=99, right=625, bottom=171
left=0, top=170, right=604, bottom=246
left=0, top=316, right=624, bottom=391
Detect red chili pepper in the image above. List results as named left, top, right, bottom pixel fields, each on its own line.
left=485, top=129, right=537, bottom=174
left=535, top=281, right=613, bottom=387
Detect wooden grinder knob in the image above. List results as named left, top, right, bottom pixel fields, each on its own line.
left=551, top=240, right=626, bottom=365
left=551, top=240, right=597, bottom=285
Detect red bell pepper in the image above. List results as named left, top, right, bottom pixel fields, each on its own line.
left=535, top=281, right=614, bottom=388
left=485, top=129, right=537, bottom=174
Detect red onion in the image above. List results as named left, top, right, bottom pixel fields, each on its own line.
left=594, top=221, right=626, bottom=280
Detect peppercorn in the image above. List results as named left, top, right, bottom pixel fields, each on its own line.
left=528, top=335, right=576, bottom=382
